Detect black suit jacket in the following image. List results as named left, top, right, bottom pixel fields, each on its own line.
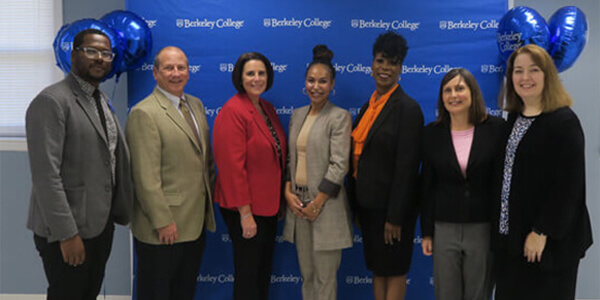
left=492, top=107, right=593, bottom=269
left=420, top=116, right=505, bottom=237
left=347, top=85, right=424, bottom=225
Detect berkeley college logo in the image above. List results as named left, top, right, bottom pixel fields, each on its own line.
left=350, top=19, right=420, bottom=31
left=61, top=42, right=71, bottom=52
left=497, top=31, right=523, bottom=52
left=402, top=64, right=461, bottom=76
left=219, top=63, right=233, bottom=73
left=345, top=275, right=372, bottom=285
left=197, top=273, right=235, bottom=284
left=439, top=20, right=447, bottom=30
left=439, top=19, right=499, bottom=31
left=263, top=17, right=332, bottom=29
left=145, top=19, right=157, bottom=28
left=175, top=18, right=245, bottom=29
left=139, top=63, right=154, bottom=72
left=188, top=65, right=201, bottom=74
left=480, top=64, right=503, bottom=74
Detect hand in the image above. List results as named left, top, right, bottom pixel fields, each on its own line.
left=422, top=236, right=433, bottom=256
left=284, top=186, right=306, bottom=219
left=524, top=231, right=547, bottom=263
left=301, top=201, right=321, bottom=222
left=384, top=222, right=402, bottom=245
left=60, top=235, right=85, bottom=267
left=157, top=222, right=178, bottom=245
left=241, top=213, right=257, bottom=239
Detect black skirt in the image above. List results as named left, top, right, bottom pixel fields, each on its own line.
left=358, top=208, right=416, bottom=276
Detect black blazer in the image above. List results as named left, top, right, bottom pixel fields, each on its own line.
left=420, top=116, right=505, bottom=237
left=347, top=85, right=424, bottom=225
left=492, top=107, right=593, bottom=269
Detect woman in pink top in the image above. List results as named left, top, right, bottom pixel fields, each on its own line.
left=420, top=68, right=504, bottom=300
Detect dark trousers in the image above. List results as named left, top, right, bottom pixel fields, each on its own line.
left=494, top=251, right=580, bottom=300
left=220, top=207, right=277, bottom=300
left=34, top=222, right=114, bottom=300
left=134, top=232, right=206, bottom=300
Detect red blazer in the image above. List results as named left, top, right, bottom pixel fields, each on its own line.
left=213, top=93, right=287, bottom=216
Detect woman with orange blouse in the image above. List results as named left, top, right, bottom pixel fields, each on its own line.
left=347, top=31, right=423, bottom=300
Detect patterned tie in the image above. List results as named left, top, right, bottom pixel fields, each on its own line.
left=93, top=89, right=108, bottom=137
left=179, top=98, right=201, bottom=147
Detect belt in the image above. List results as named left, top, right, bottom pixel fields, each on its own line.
left=294, top=185, right=308, bottom=193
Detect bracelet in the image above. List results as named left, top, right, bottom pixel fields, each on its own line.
left=309, top=201, right=320, bottom=214
left=240, top=212, right=252, bottom=220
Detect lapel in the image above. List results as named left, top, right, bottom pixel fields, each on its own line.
left=67, top=74, right=108, bottom=147
left=465, top=123, right=485, bottom=177
left=288, top=105, right=309, bottom=181
left=439, top=125, right=464, bottom=178
left=153, top=88, right=202, bottom=152
left=290, top=105, right=310, bottom=149
left=364, top=85, right=401, bottom=148
left=240, top=93, right=277, bottom=149
left=306, top=101, right=332, bottom=145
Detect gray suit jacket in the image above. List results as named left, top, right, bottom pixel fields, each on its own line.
left=126, top=88, right=216, bottom=245
left=26, top=73, right=133, bottom=243
left=282, top=101, right=353, bottom=250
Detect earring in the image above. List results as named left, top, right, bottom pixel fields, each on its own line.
left=331, top=89, right=336, bottom=97
left=302, top=87, right=307, bottom=95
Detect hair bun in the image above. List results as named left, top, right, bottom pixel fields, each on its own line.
left=312, top=45, right=334, bottom=63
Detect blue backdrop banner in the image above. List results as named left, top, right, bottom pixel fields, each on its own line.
left=125, top=1, right=508, bottom=299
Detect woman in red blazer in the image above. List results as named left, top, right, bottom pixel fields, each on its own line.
left=213, top=52, right=287, bottom=300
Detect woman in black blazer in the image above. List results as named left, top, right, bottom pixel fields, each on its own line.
left=493, top=44, right=593, bottom=300
left=347, top=31, right=423, bottom=300
left=420, top=68, right=504, bottom=300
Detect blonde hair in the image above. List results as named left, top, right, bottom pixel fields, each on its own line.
left=503, top=44, right=572, bottom=113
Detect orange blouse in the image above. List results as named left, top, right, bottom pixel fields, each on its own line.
left=351, top=84, right=399, bottom=178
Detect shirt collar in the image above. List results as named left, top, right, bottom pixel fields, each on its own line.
left=71, top=72, right=96, bottom=98
left=157, top=86, right=185, bottom=107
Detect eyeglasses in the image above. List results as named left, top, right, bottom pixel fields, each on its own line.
left=76, top=47, right=116, bottom=62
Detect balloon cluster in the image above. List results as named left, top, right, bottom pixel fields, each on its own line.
left=53, top=10, right=152, bottom=80
left=497, top=6, right=588, bottom=72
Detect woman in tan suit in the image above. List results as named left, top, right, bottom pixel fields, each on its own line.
left=282, top=44, right=353, bottom=300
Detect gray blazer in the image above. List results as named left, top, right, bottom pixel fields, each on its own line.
left=25, top=73, right=133, bottom=242
left=282, top=101, right=353, bottom=251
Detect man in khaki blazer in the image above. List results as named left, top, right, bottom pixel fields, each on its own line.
left=126, top=46, right=215, bottom=300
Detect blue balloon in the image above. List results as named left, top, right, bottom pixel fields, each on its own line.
left=497, top=6, right=550, bottom=61
left=52, top=18, right=123, bottom=79
left=548, top=6, right=588, bottom=72
left=100, top=10, right=153, bottom=76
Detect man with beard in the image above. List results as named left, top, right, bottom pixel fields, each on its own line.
left=25, top=29, right=133, bottom=300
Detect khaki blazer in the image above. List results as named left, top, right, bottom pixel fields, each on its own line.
left=282, top=101, right=353, bottom=251
left=126, top=87, right=216, bottom=245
